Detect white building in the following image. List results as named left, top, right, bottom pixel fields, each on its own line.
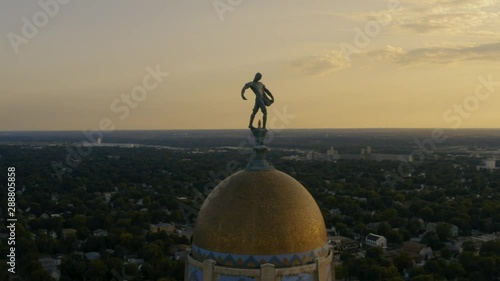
left=484, top=159, right=496, bottom=169
left=365, top=233, right=387, bottom=249
left=39, top=258, right=61, bottom=281
left=326, top=147, right=341, bottom=160
left=477, top=159, right=498, bottom=170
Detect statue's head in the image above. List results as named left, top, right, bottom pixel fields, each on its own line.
left=253, top=72, right=262, bottom=82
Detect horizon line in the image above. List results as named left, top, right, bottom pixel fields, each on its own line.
left=3, top=127, right=500, bottom=133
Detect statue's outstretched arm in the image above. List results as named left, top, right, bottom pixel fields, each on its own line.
left=241, top=83, right=250, bottom=100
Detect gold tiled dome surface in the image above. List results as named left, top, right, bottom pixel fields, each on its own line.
left=193, top=169, right=327, bottom=256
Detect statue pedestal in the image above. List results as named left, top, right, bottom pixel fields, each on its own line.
left=245, top=128, right=274, bottom=171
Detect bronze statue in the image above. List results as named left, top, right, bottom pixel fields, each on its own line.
left=241, top=72, right=274, bottom=129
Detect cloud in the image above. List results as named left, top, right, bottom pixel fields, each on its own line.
left=290, top=50, right=351, bottom=75
left=400, top=0, right=499, bottom=35
left=362, top=42, right=500, bottom=64
left=347, top=0, right=500, bottom=35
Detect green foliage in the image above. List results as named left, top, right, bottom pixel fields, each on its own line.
left=30, top=269, right=55, bottom=281
left=86, top=260, right=107, bottom=281
left=3, top=144, right=500, bottom=280
left=366, top=247, right=383, bottom=261
left=462, top=240, right=475, bottom=252
left=480, top=239, right=500, bottom=256
left=435, top=223, right=452, bottom=242
left=422, top=231, right=442, bottom=250
left=393, top=253, right=413, bottom=274
left=411, top=274, right=434, bottom=281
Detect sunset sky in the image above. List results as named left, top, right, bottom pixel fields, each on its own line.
left=1, top=0, right=500, bottom=130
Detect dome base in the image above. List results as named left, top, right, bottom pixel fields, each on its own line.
left=185, top=250, right=335, bottom=281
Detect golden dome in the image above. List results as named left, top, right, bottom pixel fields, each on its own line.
left=193, top=169, right=327, bottom=257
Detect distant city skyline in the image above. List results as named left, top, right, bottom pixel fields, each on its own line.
left=2, top=0, right=500, bottom=131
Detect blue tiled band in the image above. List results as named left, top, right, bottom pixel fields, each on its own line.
left=191, top=244, right=330, bottom=268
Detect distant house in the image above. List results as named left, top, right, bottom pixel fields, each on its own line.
left=366, top=222, right=382, bottom=231
left=365, top=233, right=387, bottom=248
left=84, top=252, right=101, bottom=261
left=398, top=241, right=433, bottom=263
left=51, top=194, right=60, bottom=202
left=128, top=258, right=145, bottom=265
left=174, top=250, right=189, bottom=261
left=329, top=236, right=361, bottom=255
left=176, top=229, right=194, bottom=240
left=103, top=192, right=113, bottom=202
left=426, top=223, right=459, bottom=238
left=419, top=247, right=434, bottom=260
left=93, top=229, right=108, bottom=237
left=125, top=254, right=144, bottom=265
left=477, top=159, right=497, bottom=170
left=426, top=223, right=437, bottom=232
left=384, top=241, right=434, bottom=267
left=38, top=229, right=48, bottom=237
left=62, top=228, right=77, bottom=239
left=170, top=244, right=191, bottom=260
left=39, top=257, right=61, bottom=281
left=150, top=223, right=175, bottom=234
left=329, top=209, right=342, bottom=216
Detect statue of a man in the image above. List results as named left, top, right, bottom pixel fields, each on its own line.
left=241, top=72, right=274, bottom=129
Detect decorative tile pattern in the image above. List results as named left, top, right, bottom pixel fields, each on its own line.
left=281, top=273, right=314, bottom=281
left=218, top=276, right=255, bottom=281
left=191, top=244, right=329, bottom=268
left=188, top=264, right=203, bottom=281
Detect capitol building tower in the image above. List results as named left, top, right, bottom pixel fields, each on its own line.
left=185, top=126, right=334, bottom=281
